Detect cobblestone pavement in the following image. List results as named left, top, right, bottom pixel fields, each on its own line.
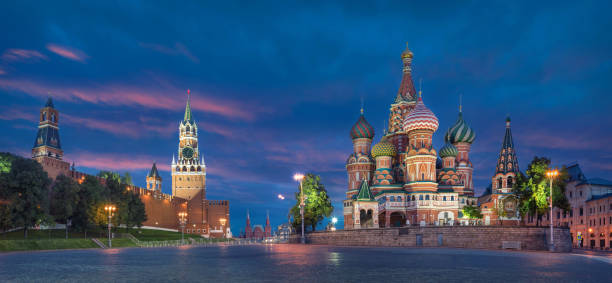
left=0, top=245, right=610, bottom=282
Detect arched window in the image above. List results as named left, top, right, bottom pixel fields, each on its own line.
left=443, top=196, right=447, bottom=201
left=190, top=166, right=195, bottom=171
left=197, top=166, right=201, bottom=171
left=51, top=113, right=56, bottom=122
left=419, top=195, right=423, bottom=200
left=397, top=196, right=402, bottom=202
left=182, top=166, right=187, bottom=171
left=186, top=125, right=190, bottom=132
left=498, top=178, right=503, bottom=189
left=412, top=196, right=416, bottom=201
left=390, top=196, right=395, bottom=202
left=507, top=176, right=513, bottom=188
left=425, top=195, right=430, bottom=200
left=176, top=167, right=180, bottom=172
left=42, top=112, right=46, bottom=121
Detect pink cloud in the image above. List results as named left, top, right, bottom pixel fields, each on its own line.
left=517, top=131, right=611, bottom=151
left=0, top=108, right=37, bottom=121
left=0, top=68, right=6, bottom=75
left=46, top=44, right=88, bottom=62
left=62, top=113, right=176, bottom=138
left=0, top=78, right=259, bottom=121
left=1, top=49, right=47, bottom=62
left=68, top=151, right=169, bottom=172
left=139, top=42, right=199, bottom=63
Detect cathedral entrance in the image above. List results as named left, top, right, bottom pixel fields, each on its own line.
left=389, top=212, right=405, bottom=227
left=360, top=209, right=374, bottom=228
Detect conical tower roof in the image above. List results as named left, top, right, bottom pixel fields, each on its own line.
left=356, top=181, right=375, bottom=201
left=184, top=89, right=193, bottom=122
left=147, top=162, right=161, bottom=180
left=495, top=117, right=519, bottom=175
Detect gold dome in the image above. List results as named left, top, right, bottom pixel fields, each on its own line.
left=401, top=42, right=413, bottom=59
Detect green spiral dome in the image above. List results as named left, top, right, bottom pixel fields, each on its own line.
left=439, top=142, right=458, bottom=158
left=444, top=112, right=476, bottom=144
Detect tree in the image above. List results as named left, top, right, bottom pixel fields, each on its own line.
left=0, top=153, right=51, bottom=238
left=514, top=156, right=570, bottom=226
left=462, top=205, right=483, bottom=225
left=0, top=204, right=12, bottom=234
left=50, top=174, right=80, bottom=239
left=289, top=173, right=333, bottom=232
left=73, top=175, right=107, bottom=235
left=125, top=192, right=147, bottom=230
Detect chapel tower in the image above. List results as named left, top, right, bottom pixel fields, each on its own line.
left=492, top=117, right=519, bottom=194
left=171, top=90, right=206, bottom=200
left=146, top=162, right=162, bottom=191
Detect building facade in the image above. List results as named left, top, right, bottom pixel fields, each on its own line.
left=344, top=45, right=488, bottom=229
left=525, top=163, right=612, bottom=249
left=243, top=210, right=272, bottom=239
left=30, top=95, right=230, bottom=238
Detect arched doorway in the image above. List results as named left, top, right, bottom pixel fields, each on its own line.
left=360, top=209, right=374, bottom=228
left=389, top=212, right=405, bottom=227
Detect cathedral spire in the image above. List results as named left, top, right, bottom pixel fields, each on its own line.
left=184, top=89, right=193, bottom=122
left=496, top=116, right=519, bottom=174
left=396, top=42, right=417, bottom=103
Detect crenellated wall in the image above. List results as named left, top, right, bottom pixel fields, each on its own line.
left=289, top=226, right=572, bottom=252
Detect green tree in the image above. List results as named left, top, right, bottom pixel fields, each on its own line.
left=50, top=174, right=80, bottom=239
left=0, top=204, right=12, bottom=234
left=0, top=153, right=51, bottom=238
left=462, top=205, right=483, bottom=225
left=125, top=192, right=147, bottom=230
left=73, top=175, right=107, bottom=235
left=289, top=173, right=333, bottom=232
left=514, top=156, right=570, bottom=226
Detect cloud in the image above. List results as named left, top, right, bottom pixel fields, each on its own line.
left=0, top=68, right=5, bottom=75
left=0, top=108, right=37, bottom=121
left=62, top=113, right=176, bottom=138
left=139, top=42, right=199, bottom=63
left=0, top=78, right=260, bottom=121
left=46, top=44, right=89, bottom=62
left=1, top=49, right=47, bottom=62
left=518, top=131, right=612, bottom=151
left=69, top=151, right=168, bottom=172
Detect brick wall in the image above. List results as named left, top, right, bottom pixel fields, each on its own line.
left=289, top=226, right=572, bottom=252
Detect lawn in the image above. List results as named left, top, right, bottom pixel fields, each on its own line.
left=125, top=228, right=203, bottom=242
left=0, top=238, right=99, bottom=252
left=0, top=229, right=106, bottom=240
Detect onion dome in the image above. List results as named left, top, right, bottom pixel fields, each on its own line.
left=350, top=111, right=375, bottom=139
left=444, top=112, right=476, bottom=144
left=371, top=140, right=397, bottom=158
left=401, top=43, right=413, bottom=59
left=439, top=142, right=458, bottom=158
left=403, top=95, right=439, bottom=132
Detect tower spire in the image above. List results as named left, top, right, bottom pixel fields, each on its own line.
left=396, top=42, right=416, bottom=102
left=184, top=89, right=192, bottom=122
left=459, top=94, right=463, bottom=113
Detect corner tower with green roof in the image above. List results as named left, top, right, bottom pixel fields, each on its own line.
left=31, top=97, right=71, bottom=179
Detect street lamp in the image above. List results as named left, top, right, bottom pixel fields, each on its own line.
left=219, top=218, right=227, bottom=239
left=546, top=169, right=559, bottom=251
left=293, top=173, right=305, bottom=244
left=104, top=205, right=116, bottom=248
left=178, top=212, right=188, bottom=244
left=331, top=217, right=338, bottom=231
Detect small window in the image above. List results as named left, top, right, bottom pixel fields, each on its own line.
left=425, top=195, right=430, bottom=200
left=419, top=195, right=423, bottom=200
left=443, top=196, right=447, bottom=201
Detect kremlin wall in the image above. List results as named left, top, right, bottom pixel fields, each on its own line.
left=31, top=96, right=230, bottom=238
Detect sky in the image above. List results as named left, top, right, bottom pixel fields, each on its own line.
left=1, top=1, right=611, bottom=233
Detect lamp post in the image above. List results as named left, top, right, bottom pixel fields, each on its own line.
left=546, top=169, right=559, bottom=251
left=178, top=212, right=188, bottom=245
left=104, top=205, right=116, bottom=248
left=331, top=217, right=338, bottom=231
left=220, top=218, right=227, bottom=239
left=293, top=173, right=305, bottom=244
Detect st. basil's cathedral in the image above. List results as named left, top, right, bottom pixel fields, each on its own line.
left=343, top=44, right=521, bottom=229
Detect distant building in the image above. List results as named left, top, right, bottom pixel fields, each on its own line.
left=243, top=210, right=271, bottom=239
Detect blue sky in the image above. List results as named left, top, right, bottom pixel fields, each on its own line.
left=1, top=1, right=611, bottom=233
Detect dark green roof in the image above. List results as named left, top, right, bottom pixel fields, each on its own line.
left=184, top=90, right=193, bottom=122
left=356, top=181, right=374, bottom=201
left=147, top=162, right=161, bottom=179
left=45, top=97, right=54, bottom=108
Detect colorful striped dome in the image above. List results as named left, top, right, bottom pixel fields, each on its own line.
left=350, top=114, right=375, bottom=139
left=371, top=140, right=397, bottom=158
left=403, top=96, right=439, bottom=132
left=439, top=142, right=458, bottom=158
left=444, top=112, right=476, bottom=144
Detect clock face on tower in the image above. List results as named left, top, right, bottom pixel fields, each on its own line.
left=182, top=146, right=194, bottom=159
